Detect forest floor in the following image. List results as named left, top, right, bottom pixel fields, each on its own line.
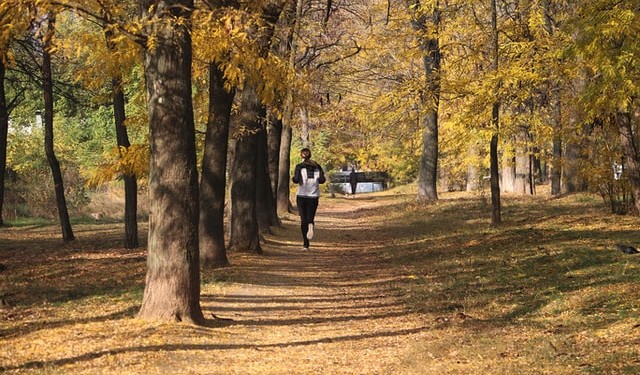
left=1, top=187, right=640, bottom=374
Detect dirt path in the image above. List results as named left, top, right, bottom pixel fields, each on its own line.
left=202, top=195, right=429, bottom=374
left=0, top=194, right=431, bottom=374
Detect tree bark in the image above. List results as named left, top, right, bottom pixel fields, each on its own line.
left=275, top=0, right=302, bottom=214
left=256, top=125, right=280, bottom=232
left=113, top=80, right=139, bottom=248
left=299, top=106, right=311, bottom=147
left=466, top=142, right=482, bottom=192
left=543, top=0, right=562, bottom=196
left=277, top=123, right=293, bottom=213
left=617, top=111, right=640, bottom=214
left=0, top=62, right=8, bottom=226
left=407, top=0, right=441, bottom=201
left=228, top=82, right=263, bottom=253
left=42, top=15, right=74, bottom=241
left=267, top=112, right=282, bottom=203
left=551, top=99, right=563, bottom=195
left=490, top=0, right=501, bottom=225
left=562, top=124, right=583, bottom=193
left=228, top=0, right=285, bottom=252
left=199, top=63, right=234, bottom=268
left=138, top=0, right=204, bottom=324
left=105, top=28, right=139, bottom=249
left=514, top=126, right=533, bottom=195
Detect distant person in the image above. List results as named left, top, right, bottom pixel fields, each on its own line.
left=349, top=167, right=358, bottom=195
left=292, top=148, right=326, bottom=251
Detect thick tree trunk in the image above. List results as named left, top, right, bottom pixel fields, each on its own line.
left=501, top=161, right=515, bottom=193
left=562, top=128, right=583, bottom=193
left=0, top=62, right=8, bottom=226
left=256, top=126, right=280, bottom=232
left=617, top=111, right=640, bottom=214
left=417, top=110, right=439, bottom=200
left=229, top=82, right=262, bottom=254
left=277, top=124, right=293, bottom=213
left=228, top=0, right=285, bottom=252
left=42, top=15, right=74, bottom=242
left=138, top=0, right=203, bottom=324
left=200, top=63, right=234, bottom=268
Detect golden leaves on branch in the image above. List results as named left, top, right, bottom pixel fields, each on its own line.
left=87, top=144, right=149, bottom=187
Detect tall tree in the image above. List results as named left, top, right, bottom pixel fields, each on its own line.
left=228, top=0, right=285, bottom=253
left=0, top=0, right=29, bottom=227
left=0, top=60, right=7, bottom=227
left=543, top=0, right=563, bottom=196
left=105, top=27, right=139, bottom=248
left=489, top=0, right=501, bottom=225
left=199, top=61, right=234, bottom=267
left=407, top=0, right=441, bottom=201
left=41, top=13, right=75, bottom=241
left=137, top=0, right=204, bottom=324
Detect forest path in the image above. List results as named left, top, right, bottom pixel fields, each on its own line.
left=203, top=194, right=429, bottom=374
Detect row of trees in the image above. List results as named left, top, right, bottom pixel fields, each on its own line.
left=1, top=0, right=639, bottom=323
left=312, top=0, right=640, bottom=222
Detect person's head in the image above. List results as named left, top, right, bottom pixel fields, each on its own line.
left=300, top=148, right=311, bottom=160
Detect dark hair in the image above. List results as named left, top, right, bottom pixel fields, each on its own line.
left=300, top=148, right=311, bottom=159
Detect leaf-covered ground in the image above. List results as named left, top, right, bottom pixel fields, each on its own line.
left=1, top=188, right=639, bottom=374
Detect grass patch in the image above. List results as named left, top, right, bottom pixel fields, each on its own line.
left=379, top=191, right=640, bottom=373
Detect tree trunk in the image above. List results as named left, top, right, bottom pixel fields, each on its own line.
left=501, top=161, right=515, bottom=193
left=275, top=0, right=302, bottom=214
left=514, top=126, right=533, bottom=195
left=277, top=124, right=293, bottom=213
left=228, top=0, right=285, bottom=252
left=551, top=110, right=563, bottom=195
left=112, top=79, right=139, bottom=248
left=490, top=114, right=501, bottom=225
left=466, top=143, right=480, bottom=192
left=0, top=62, right=8, bottom=226
left=105, top=29, right=139, bottom=249
left=267, top=112, right=282, bottom=203
left=299, top=106, right=311, bottom=147
left=417, top=110, right=439, bottom=200
left=617, top=111, right=640, bottom=213
left=42, top=15, right=74, bottom=242
left=543, top=0, right=562, bottom=196
left=490, top=0, right=501, bottom=225
left=562, top=127, right=583, bottom=193
left=199, top=63, right=234, bottom=268
left=138, top=0, right=204, bottom=324
left=228, top=82, right=262, bottom=254
left=256, top=125, right=280, bottom=232
left=407, top=0, right=440, bottom=202
left=115, top=92, right=139, bottom=248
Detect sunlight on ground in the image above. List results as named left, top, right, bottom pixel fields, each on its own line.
left=1, top=188, right=639, bottom=374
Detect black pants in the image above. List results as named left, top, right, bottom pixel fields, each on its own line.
left=297, top=196, right=319, bottom=248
